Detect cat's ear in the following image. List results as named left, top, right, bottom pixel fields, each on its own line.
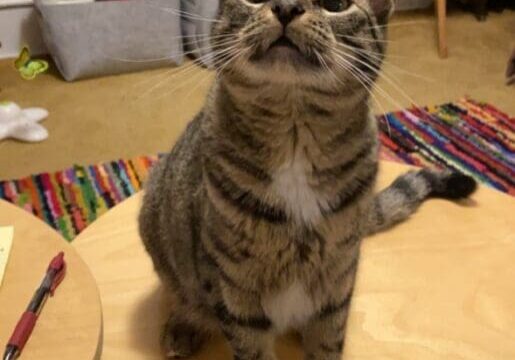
left=368, top=0, right=395, bottom=24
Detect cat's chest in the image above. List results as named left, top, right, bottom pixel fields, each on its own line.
left=262, top=281, right=315, bottom=332
left=269, top=142, right=329, bottom=225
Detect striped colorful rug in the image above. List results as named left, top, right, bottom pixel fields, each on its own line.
left=0, top=98, right=513, bottom=241
left=378, top=98, right=514, bottom=193
left=0, top=155, right=160, bottom=241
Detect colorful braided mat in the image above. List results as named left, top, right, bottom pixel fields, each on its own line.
left=0, top=98, right=513, bottom=241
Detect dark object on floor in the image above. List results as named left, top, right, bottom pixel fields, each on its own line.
left=456, top=0, right=515, bottom=21
left=507, top=49, right=515, bottom=86
left=471, top=0, right=487, bottom=21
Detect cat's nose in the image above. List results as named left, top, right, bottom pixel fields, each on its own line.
left=271, top=1, right=305, bottom=27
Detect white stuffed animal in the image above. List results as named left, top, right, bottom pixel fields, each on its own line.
left=0, top=101, right=49, bottom=142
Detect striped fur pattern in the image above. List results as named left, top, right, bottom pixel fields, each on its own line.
left=139, top=1, right=476, bottom=359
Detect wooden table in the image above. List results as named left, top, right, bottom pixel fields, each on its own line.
left=73, top=162, right=515, bottom=359
left=0, top=200, right=102, bottom=360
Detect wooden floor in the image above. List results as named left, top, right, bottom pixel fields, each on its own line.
left=72, top=162, right=515, bottom=360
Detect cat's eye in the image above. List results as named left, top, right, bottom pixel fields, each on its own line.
left=320, top=0, right=349, bottom=12
left=246, top=0, right=267, bottom=3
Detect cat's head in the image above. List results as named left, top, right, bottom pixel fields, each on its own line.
left=212, top=0, right=393, bottom=86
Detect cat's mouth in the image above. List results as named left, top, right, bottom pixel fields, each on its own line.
left=268, top=36, right=301, bottom=52
left=264, top=35, right=304, bottom=61
left=250, top=35, right=319, bottom=68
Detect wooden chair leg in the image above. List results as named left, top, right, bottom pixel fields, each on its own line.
left=435, top=0, right=448, bottom=58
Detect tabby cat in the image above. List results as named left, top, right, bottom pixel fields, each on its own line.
left=139, top=1, right=477, bottom=359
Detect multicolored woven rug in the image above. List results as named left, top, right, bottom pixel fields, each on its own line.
left=1, top=98, right=513, bottom=241
left=378, top=98, right=514, bottom=194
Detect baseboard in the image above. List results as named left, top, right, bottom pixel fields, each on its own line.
left=0, top=0, right=34, bottom=8
left=0, top=4, right=47, bottom=59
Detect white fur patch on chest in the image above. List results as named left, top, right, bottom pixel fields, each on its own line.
left=262, top=281, right=315, bottom=332
left=270, top=148, right=326, bottom=225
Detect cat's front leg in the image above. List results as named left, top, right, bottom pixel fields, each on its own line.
left=215, top=285, right=277, bottom=360
left=301, top=279, right=355, bottom=360
left=301, top=297, right=351, bottom=360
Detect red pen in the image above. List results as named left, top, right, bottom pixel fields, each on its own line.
left=3, top=252, right=66, bottom=360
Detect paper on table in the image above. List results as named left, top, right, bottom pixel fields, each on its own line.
left=0, top=226, right=14, bottom=287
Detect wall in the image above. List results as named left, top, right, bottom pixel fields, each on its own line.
left=0, top=0, right=47, bottom=59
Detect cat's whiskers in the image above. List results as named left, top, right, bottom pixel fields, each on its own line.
left=151, top=50, right=236, bottom=101
left=315, top=50, right=384, bottom=122
left=138, top=57, right=221, bottom=100
left=129, top=59, right=200, bottom=93
left=361, top=20, right=430, bottom=31
left=380, top=62, right=435, bottom=83
left=104, top=35, right=238, bottom=64
left=182, top=33, right=237, bottom=49
left=142, top=4, right=224, bottom=24
left=333, top=47, right=407, bottom=109
left=116, top=34, right=236, bottom=93
left=137, top=25, right=265, bottom=99
left=313, top=50, right=331, bottom=79
left=135, top=61, right=201, bottom=100
left=332, top=46, right=434, bottom=122
left=173, top=67, right=214, bottom=102
left=130, top=37, right=244, bottom=97
left=337, top=42, right=434, bottom=83
left=131, top=14, right=424, bottom=113
left=342, top=43, right=408, bottom=60
left=314, top=49, right=351, bottom=95
left=333, top=53, right=391, bottom=134
left=143, top=4, right=249, bottom=27
left=212, top=47, right=253, bottom=93
left=337, top=33, right=392, bottom=44
left=147, top=45, right=246, bottom=101
left=321, top=41, right=393, bottom=135
left=157, top=30, right=264, bottom=97
left=136, top=47, right=225, bottom=99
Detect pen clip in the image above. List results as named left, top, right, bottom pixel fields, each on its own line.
left=48, top=252, right=66, bottom=296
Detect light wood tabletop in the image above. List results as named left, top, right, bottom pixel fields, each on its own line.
left=0, top=199, right=102, bottom=359
left=73, top=161, right=515, bottom=360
